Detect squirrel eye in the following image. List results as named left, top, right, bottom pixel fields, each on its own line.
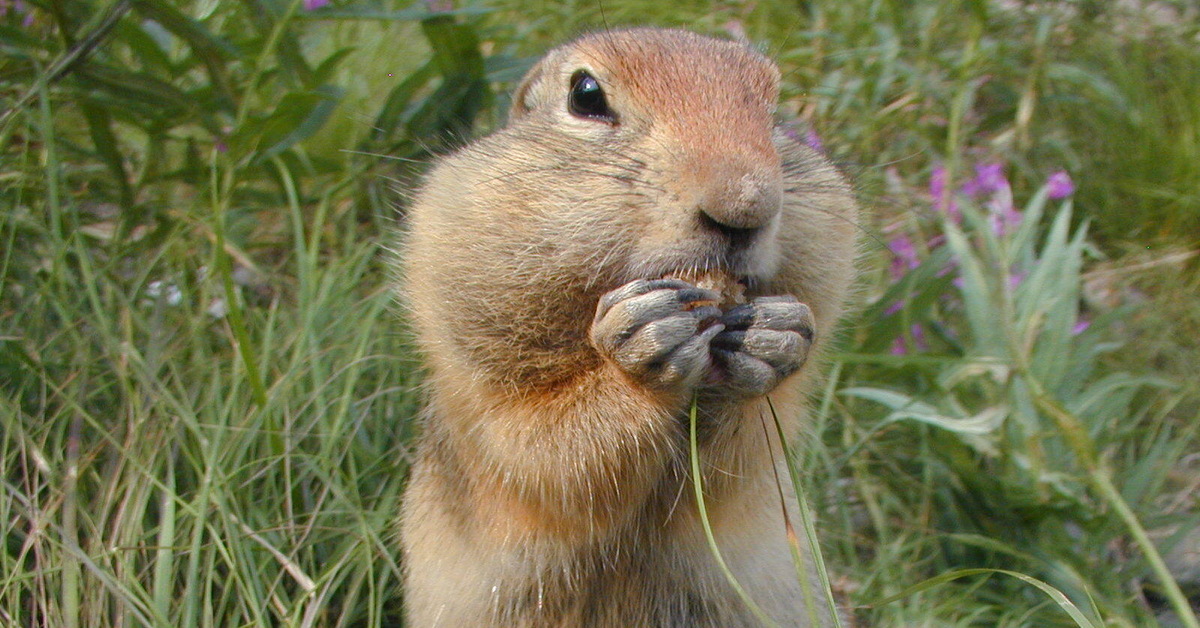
left=568, top=70, right=615, bottom=123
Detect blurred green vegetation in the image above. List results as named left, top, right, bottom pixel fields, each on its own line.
left=2, top=0, right=1197, bottom=626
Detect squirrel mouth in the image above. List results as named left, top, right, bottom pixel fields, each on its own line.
left=661, top=269, right=751, bottom=307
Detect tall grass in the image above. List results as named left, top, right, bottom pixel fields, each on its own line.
left=2, top=0, right=1197, bottom=625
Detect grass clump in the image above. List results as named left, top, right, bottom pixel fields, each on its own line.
left=835, top=165, right=1195, bottom=625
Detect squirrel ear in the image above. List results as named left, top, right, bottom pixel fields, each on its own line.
left=509, top=58, right=549, bottom=122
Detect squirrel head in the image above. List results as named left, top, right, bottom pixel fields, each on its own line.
left=505, top=28, right=788, bottom=286
left=403, top=28, right=856, bottom=389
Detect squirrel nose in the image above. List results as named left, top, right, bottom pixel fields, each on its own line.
left=696, top=169, right=782, bottom=244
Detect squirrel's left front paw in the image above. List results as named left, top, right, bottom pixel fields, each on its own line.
left=707, top=296, right=814, bottom=397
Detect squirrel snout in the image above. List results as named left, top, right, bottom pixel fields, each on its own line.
left=695, top=169, right=783, bottom=245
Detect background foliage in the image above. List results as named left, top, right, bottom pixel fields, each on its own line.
left=2, top=0, right=1198, bottom=625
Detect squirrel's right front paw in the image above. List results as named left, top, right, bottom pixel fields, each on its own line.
left=590, top=279, right=725, bottom=391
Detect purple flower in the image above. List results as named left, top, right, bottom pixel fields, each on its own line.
left=930, top=164, right=960, bottom=223
left=303, top=0, right=329, bottom=10
left=888, top=233, right=920, bottom=280
left=780, top=124, right=825, bottom=154
left=891, top=324, right=928, bottom=355
left=884, top=233, right=922, bottom=315
left=961, top=163, right=1020, bottom=236
left=1072, top=319, right=1090, bottom=335
left=1047, top=170, right=1075, bottom=200
left=961, top=162, right=1007, bottom=197
left=2, top=0, right=35, bottom=26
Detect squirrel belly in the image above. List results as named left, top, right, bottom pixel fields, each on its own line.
left=397, top=28, right=858, bottom=627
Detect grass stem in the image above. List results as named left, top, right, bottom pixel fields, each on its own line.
left=689, top=395, right=779, bottom=628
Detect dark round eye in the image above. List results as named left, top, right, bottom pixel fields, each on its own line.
left=568, top=70, right=615, bottom=123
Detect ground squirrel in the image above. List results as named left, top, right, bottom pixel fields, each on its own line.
left=398, top=27, right=858, bottom=627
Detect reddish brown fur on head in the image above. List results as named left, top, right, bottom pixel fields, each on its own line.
left=515, top=28, right=780, bottom=153
left=404, top=28, right=856, bottom=391
left=513, top=29, right=785, bottom=235
left=582, top=29, right=780, bottom=164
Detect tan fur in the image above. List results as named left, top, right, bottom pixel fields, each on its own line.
left=398, top=28, right=858, bottom=627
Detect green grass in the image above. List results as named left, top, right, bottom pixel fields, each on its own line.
left=2, top=0, right=1198, bottom=625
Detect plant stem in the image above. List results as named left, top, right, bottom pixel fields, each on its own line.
left=689, top=396, right=779, bottom=628
left=1024, top=378, right=1198, bottom=628
left=210, top=155, right=269, bottom=409
left=1092, top=471, right=1199, bottom=628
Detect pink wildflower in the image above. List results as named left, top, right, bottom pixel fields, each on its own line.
left=962, top=163, right=1020, bottom=236
left=884, top=233, right=921, bottom=315
left=961, top=162, right=1007, bottom=197
left=2, top=0, right=35, bottom=26
left=1047, top=170, right=1075, bottom=199
left=891, top=324, right=928, bottom=355
left=779, top=124, right=824, bottom=154
left=888, top=233, right=920, bottom=280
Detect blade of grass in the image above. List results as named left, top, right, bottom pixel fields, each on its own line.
left=757, top=405, right=821, bottom=626
left=62, top=413, right=81, bottom=628
left=209, top=151, right=268, bottom=409
left=766, top=397, right=844, bottom=627
left=874, top=568, right=1100, bottom=628
left=688, top=394, right=780, bottom=628
left=151, top=444, right=177, bottom=624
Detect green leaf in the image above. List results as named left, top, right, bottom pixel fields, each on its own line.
left=130, top=0, right=238, bottom=107
left=80, top=102, right=135, bottom=211
left=241, top=0, right=313, bottom=88
left=0, top=337, right=41, bottom=399
left=0, top=24, right=52, bottom=59
left=943, top=207, right=1006, bottom=356
left=71, top=63, right=199, bottom=128
left=115, top=19, right=175, bottom=75
left=367, top=61, right=436, bottom=145
left=842, top=386, right=1005, bottom=437
left=228, top=85, right=344, bottom=164
left=400, top=16, right=492, bottom=144
left=310, top=46, right=356, bottom=87
left=485, top=54, right=535, bottom=83
left=1017, top=202, right=1086, bottom=387
left=422, top=14, right=485, bottom=78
